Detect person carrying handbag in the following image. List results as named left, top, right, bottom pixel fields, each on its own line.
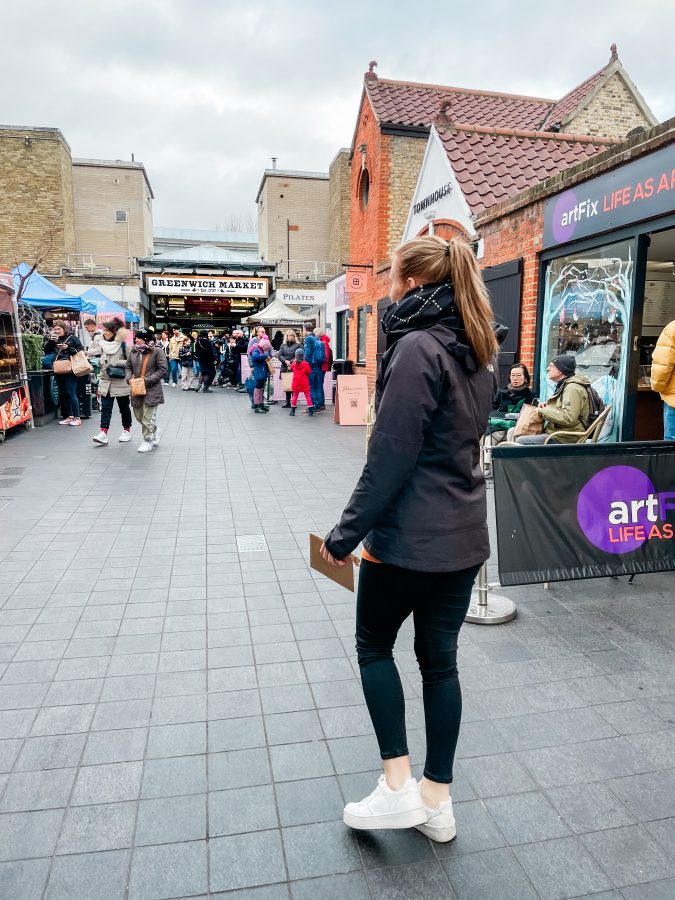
left=93, top=319, right=132, bottom=446
left=125, top=330, right=168, bottom=453
left=44, top=322, right=84, bottom=426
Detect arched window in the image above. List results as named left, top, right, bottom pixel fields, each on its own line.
left=359, top=169, right=370, bottom=211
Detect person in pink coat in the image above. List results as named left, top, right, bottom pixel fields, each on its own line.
left=289, top=349, right=314, bottom=417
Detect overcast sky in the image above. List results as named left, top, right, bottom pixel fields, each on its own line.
left=5, top=1, right=674, bottom=231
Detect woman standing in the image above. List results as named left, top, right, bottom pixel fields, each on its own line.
left=93, top=319, right=132, bottom=445
left=44, top=322, right=84, bottom=426
left=277, top=329, right=300, bottom=408
left=321, top=236, right=497, bottom=842
left=195, top=330, right=216, bottom=393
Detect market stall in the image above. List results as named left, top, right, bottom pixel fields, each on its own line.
left=79, top=287, right=140, bottom=324
left=11, top=264, right=98, bottom=423
left=0, top=270, right=32, bottom=441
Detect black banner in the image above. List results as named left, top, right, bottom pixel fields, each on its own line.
left=543, top=143, right=675, bottom=249
left=492, top=442, right=675, bottom=585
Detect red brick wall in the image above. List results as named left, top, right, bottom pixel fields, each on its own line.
left=347, top=97, right=393, bottom=393
left=480, top=202, right=545, bottom=372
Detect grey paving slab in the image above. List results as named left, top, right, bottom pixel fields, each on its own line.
left=366, top=861, right=456, bottom=899
left=210, top=830, right=286, bottom=892
left=44, top=849, right=130, bottom=900
left=129, top=840, right=208, bottom=900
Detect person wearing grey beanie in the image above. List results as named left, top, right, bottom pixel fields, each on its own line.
left=513, top=353, right=592, bottom=444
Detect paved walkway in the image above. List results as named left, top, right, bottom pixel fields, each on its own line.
left=0, top=387, right=674, bottom=900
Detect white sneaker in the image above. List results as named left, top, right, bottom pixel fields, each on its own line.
left=416, top=798, right=456, bottom=842
left=118, top=431, right=132, bottom=443
left=343, top=775, right=427, bottom=831
left=151, top=428, right=161, bottom=447
left=170, top=383, right=177, bottom=388
left=92, top=431, right=109, bottom=445
left=137, top=441, right=153, bottom=453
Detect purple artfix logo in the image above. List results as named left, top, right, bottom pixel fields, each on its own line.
left=551, top=190, right=579, bottom=244
left=577, top=465, right=674, bottom=555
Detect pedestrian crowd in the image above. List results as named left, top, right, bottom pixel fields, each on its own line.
left=41, top=317, right=333, bottom=452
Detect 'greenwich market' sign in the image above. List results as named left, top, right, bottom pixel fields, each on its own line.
left=543, top=143, right=675, bottom=249
left=145, top=275, right=269, bottom=298
left=492, top=442, right=675, bottom=585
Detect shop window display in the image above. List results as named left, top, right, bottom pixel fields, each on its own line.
left=540, top=240, right=634, bottom=440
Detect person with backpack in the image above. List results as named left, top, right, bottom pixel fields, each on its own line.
left=513, top=355, right=597, bottom=444
left=303, top=322, right=326, bottom=411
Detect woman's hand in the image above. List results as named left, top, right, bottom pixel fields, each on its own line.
left=320, top=542, right=346, bottom=568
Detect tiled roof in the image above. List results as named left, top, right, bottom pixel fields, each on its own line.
left=542, top=62, right=613, bottom=128
left=438, top=124, right=620, bottom=215
left=366, top=78, right=554, bottom=131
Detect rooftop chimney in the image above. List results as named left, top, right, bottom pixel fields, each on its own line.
left=271, top=157, right=277, bottom=170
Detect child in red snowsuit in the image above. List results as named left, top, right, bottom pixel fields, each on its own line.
left=289, top=349, right=313, bottom=417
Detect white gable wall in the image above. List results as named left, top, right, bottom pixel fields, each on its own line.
left=403, top=127, right=478, bottom=252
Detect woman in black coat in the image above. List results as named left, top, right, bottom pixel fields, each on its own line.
left=321, top=236, right=497, bottom=843
left=44, top=322, right=84, bottom=426
left=194, top=330, right=216, bottom=393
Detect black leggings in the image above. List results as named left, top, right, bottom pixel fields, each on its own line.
left=356, top=559, right=480, bottom=784
left=100, top=394, right=132, bottom=430
left=55, top=373, right=79, bottom=418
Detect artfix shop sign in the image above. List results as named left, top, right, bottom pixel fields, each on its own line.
left=493, top=443, right=675, bottom=585
left=544, top=143, right=675, bottom=249
left=146, top=275, right=269, bottom=298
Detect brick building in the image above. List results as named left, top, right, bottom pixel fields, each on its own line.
left=0, top=126, right=76, bottom=276
left=345, top=47, right=657, bottom=390
left=0, top=125, right=154, bottom=321
left=477, top=118, right=675, bottom=441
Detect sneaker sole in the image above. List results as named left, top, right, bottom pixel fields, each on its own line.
left=415, top=820, right=457, bottom=842
left=343, top=806, right=427, bottom=831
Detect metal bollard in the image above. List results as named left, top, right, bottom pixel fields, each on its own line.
left=465, top=438, right=517, bottom=625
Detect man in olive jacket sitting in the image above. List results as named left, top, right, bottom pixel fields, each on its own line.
left=514, top=355, right=590, bottom=444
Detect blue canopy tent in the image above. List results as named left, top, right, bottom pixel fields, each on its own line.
left=79, top=287, right=140, bottom=323
left=11, top=263, right=97, bottom=313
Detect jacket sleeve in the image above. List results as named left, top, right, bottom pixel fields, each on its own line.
left=324, top=335, right=442, bottom=559
left=146, top=350, right=168, bottom=385
left=650, top=322, right=675, bottom=394
left=67, top=336, right=84, bottom=355
left=541, top=383, right=584, bottom=427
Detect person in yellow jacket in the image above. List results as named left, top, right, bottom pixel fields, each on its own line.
left=651, top=319, right=675, bottom=441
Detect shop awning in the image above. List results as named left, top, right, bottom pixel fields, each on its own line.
left=246, top=297, right=308, bottom=326
left=12, top=263, right=97, bottom=313
left=79, top=287, right=140, bottom=323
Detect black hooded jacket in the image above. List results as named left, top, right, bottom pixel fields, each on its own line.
left=324, top=282, right=494, bottom=572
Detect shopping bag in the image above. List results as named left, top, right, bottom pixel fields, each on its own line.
left=52, top=358, right=72, bottom=374
left=129, top=354, right=150, bottom=397
left=280, top=372, right=293, bottom=391
left=512, top=403, right=543, bottom=438
left=71, top=351, right=93, bottom=377
left=265, top=358, right=276, bottom=377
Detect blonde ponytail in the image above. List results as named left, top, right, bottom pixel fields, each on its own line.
left=394, top=236, right=498, bottom=366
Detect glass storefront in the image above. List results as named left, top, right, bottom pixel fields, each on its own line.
left=540, top=239, right=635, bottom=440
